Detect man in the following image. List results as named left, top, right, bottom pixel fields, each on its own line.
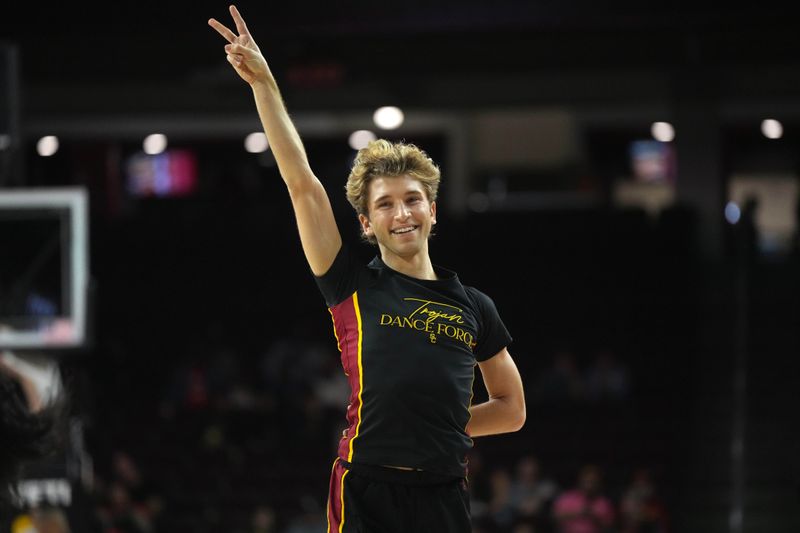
left=209, top=6, right=525, bottom=532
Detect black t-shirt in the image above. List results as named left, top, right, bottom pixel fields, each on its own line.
left=314, top=244, right=512, bottom=477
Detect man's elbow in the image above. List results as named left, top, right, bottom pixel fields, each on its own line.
left=509, top=397, right=526, bottom=432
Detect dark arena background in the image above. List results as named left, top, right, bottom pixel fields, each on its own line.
left=1, top=2, right=799, bottom=532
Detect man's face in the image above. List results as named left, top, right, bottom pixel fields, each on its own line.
left=359, top=175, right=436, bottom=258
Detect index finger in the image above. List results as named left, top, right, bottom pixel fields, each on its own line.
left=208, top=18, right=237, bottom=43
left=229, top=5, right=250, bottom=36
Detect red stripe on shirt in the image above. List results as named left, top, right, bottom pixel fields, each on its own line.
left=329, top=292, right=364, bottom=462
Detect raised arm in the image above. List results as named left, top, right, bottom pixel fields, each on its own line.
left=208, top=5, right=342, bottom=275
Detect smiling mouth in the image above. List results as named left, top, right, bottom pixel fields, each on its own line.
left=390, top=225, right=419, bottom=235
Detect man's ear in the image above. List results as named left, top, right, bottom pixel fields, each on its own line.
left=358, top=213, right=373, bottom=236
left=431, top=201, right=437, bottom=225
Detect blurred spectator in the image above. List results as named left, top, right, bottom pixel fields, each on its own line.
left=534, top=349, right=584, bottom=405
left=619, top=467, right=669, bottom=533
left=258, top=336, right=329, bottom=409
left=111, top=451, right=162, bottom=529
left=87, top=451, right=163, bottom=533
left=112, top=452, right=145, bottom=503
left=509, top=455, right=558, bottom=531
left=205, top=346, right=249, bottom=410
left=160, top=357, right=209, bottom=417
left=466, top=449, right=493, bottom=524
left=93, top=481, right=151, bottom=533
left=553, top=464, right=615, bottom=533
left=311, top=357, right=350, bottom=447
left=30, top=506, right=71, bottom=533
left=239, top=505, right=277, bottom=533
left=312, top=357, right=349, bottom=413
left=0, top=351, right=67, bottom=508
left=487, top=466, right=516, bottom=531
left=284, top=494, right=326, bottom=533
left=183, top=364, right=209, bottom=411
left=583, top=349, right=630, bottom=403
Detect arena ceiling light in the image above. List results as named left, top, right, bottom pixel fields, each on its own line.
left=650, top=122, right=675, bottom=143
left=348, top=130, right=376, bottom=150
left=761, top=119, right=783, bottom=140
left=373, top=106, right=404, bottom=130
left=245, top=132, right=269, bottom=153
left=36, top=136, right=59, bottom=157
left=143, top=133, right=167, bottom=155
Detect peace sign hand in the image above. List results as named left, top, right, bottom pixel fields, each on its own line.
left=208, top=5, right=271, bottom=86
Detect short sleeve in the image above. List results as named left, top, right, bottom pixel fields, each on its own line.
left=465, top=287, right=513, bottom=362
left=312, top=243, right=365, bottom=307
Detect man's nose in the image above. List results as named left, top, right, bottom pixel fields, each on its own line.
left=394, top=203, right=411, bottom=219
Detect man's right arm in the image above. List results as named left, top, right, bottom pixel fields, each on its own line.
left=250, top=79, right=342, bottom=276
left=209, top=5, right=342, bottom=276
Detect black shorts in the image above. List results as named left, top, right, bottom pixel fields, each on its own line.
left=326, top=458, right=471, bottom=533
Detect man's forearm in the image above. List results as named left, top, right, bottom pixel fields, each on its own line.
left=251, top=78, right=314, bottom=189
left=466, top=395, right=525, bottom=437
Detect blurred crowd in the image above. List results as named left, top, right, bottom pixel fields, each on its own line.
left=9, top=333, right=668, bottom=533
left=71, top=448, right=669, bottom=533
left=467, top=453, right=669, bottom=533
